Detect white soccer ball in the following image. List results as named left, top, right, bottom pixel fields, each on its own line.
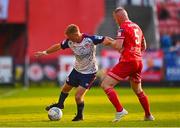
left=48, top=107, right=63, bottom=121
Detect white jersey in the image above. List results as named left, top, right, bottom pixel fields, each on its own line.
left=61, top=34, right=104, bottom=74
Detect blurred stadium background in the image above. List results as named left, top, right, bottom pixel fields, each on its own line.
left=0, top=0, right=180, bottom=86
left=0, top=0, right=180, bottom=127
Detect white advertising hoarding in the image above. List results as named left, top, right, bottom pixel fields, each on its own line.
left=0, top=0, right=9, bottom=19
left=0, top=57, right=13, bottom=84
left=58, top=56, right=75, bottom=82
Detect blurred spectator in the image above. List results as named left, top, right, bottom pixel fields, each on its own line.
left=172, top=0, right=180, bottom=3
left=157, top=2, right=170, bottom=20
left=177, top=9, right=180, bottom=20
left=171, top=29, right=180, bottom=46
left=170, top=40, right=180, bottom=52
left=0, top=3, right=2, bottom=12
left=160, top=30, right=173, bottom=51
left=145, top=58, right=161, bottom=72
left=157, top=0, right=180, bottom=3
left=117, top=0, right=154, bottom=6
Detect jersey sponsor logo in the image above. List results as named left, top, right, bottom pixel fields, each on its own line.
left=85, top=43, right=91, bottom=49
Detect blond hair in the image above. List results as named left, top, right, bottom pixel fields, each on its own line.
left=113, top=7, right=129, bottom=19
left=114, top=7, right=125, bottom=13
left=65, top=24, right=80, bottom=35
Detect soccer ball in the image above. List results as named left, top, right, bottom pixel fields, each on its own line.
left=48, top=107, right=63, bottom=121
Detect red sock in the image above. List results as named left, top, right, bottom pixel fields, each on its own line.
left=137, top=91, right=151, bottom=116
left=105, top=88, right=123, bottom=112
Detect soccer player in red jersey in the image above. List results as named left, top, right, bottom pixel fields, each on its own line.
left=101, top=7, right=155, bottom=122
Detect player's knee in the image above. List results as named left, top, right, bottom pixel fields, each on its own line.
left=100, top=81, right=106, bottom=90
left=75, top=94, right=83, bottom=102
left=100, top=81, right=111, bottom=90
left=132, top=85, right=143, bottom=94
left=136, top=88, right=143, bottom=94
left=100, top=75, right=117, bottom=90
left=61, top=88, right=69, bottom=93
left=133, top=88, right=141, bottom=94
left=61, top=84, right=72, bottom=93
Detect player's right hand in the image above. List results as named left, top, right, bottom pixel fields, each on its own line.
left=34, top=51, right=48, bottom=58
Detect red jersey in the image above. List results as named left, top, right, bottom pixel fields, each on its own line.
left=116, top=20, right=144, bottom=62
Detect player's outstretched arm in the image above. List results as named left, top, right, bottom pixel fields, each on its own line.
left=113, top=39, right=124, bottom=52
left=103, top=37, right=124, bottom=52
left=102, top=37, right=115, bottom=46
left=34, top=43, right=61, bottom=58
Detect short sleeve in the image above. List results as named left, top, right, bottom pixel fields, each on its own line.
left=60, top=39, right=69, bottom=49
left=90, top=35, right=105, bottom=45
left=116, top=28, right=125, bottom=39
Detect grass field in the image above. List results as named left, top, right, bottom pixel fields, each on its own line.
left=0, top=86, right=180, bottom=127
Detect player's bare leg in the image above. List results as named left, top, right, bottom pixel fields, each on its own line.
left=72, top=86, right=88, bottom=121
left=101, top=75, right=128, bottom=122
left=130, top=80, right=154, bottom=121
left=45, top=83, right=73, bottom=111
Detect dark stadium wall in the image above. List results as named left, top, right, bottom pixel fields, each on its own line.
left=0, top=24, right=26, bottom=64
left=28, top=0, right=105, bottom=59
left=0, top=0, right=26, bottom=64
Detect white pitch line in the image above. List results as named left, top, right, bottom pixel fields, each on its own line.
left=0, top=89, right=20, bottom=98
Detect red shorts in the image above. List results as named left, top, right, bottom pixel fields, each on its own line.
left=108, top=61, right=143, bottom=83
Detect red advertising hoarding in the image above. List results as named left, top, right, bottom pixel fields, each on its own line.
left=101, top=50, right=164, bottom=81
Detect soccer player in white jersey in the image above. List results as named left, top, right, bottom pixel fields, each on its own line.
left=35, top=24, right=114, bottom=121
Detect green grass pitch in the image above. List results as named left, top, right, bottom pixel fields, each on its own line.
left=0, top=86, right=180, bottom=127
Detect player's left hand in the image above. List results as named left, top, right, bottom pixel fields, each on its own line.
left=34, top=51, right=48, bottom=58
